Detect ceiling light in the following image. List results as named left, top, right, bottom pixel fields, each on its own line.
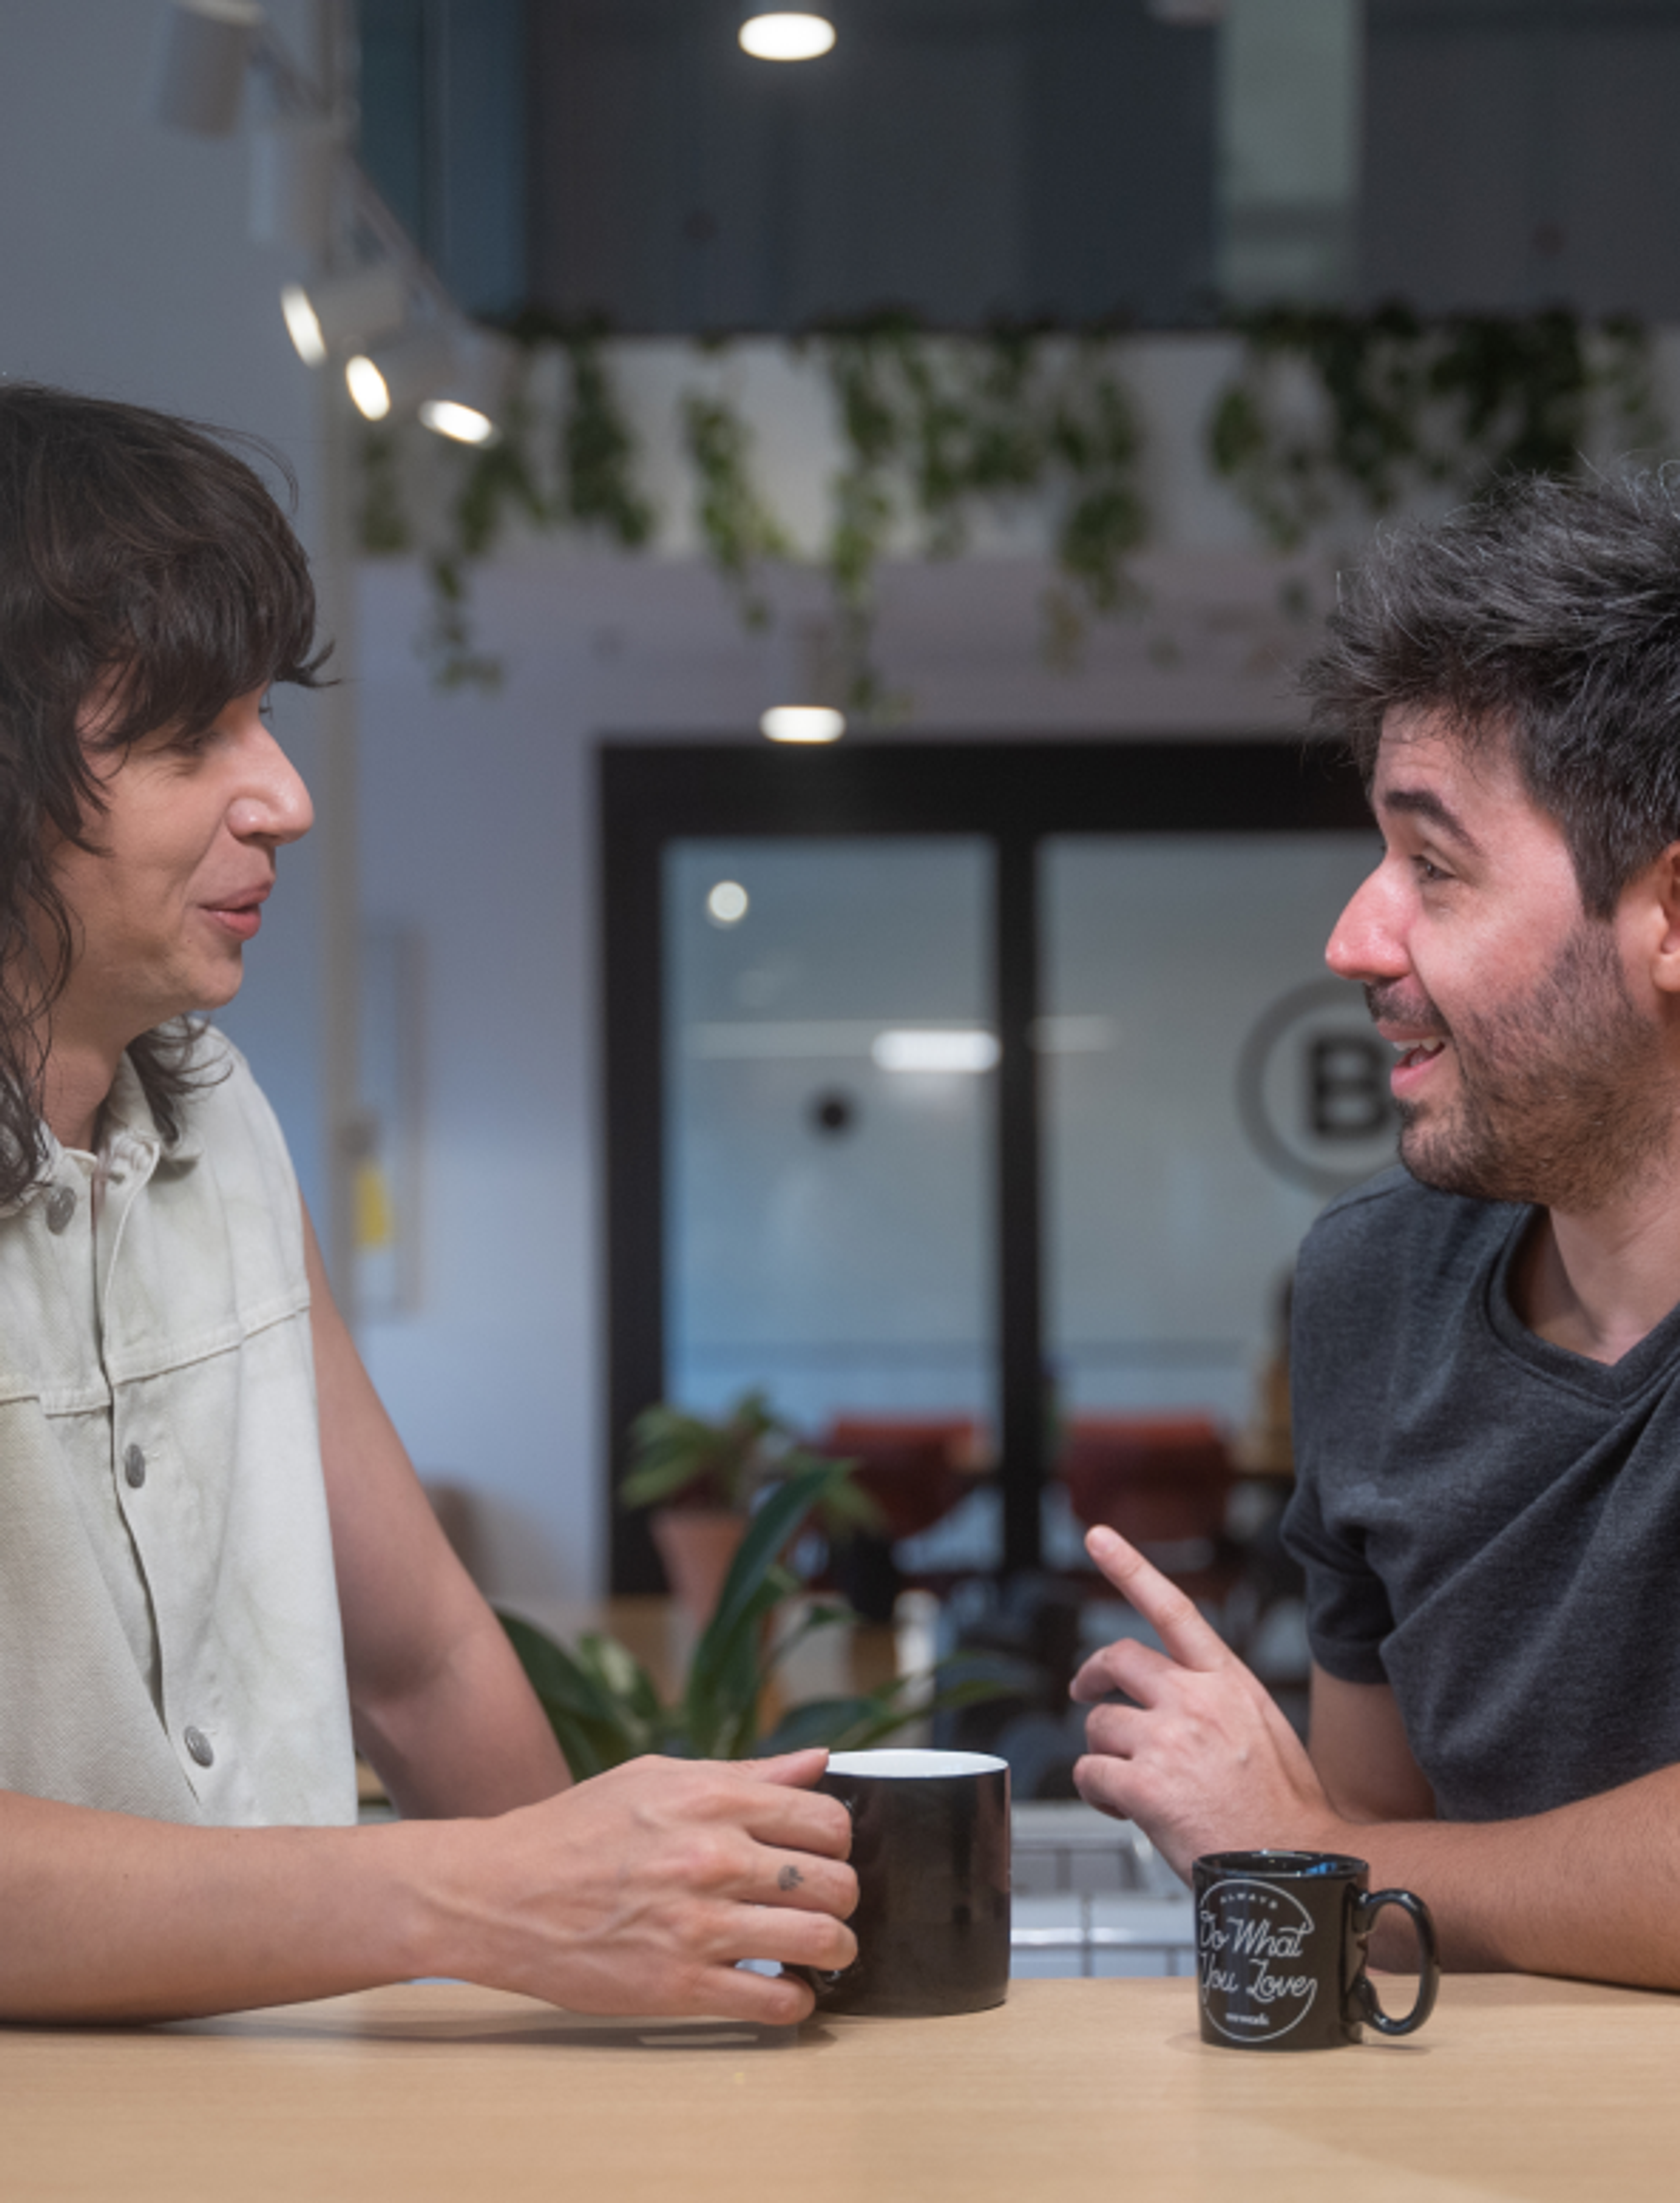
left=154, top=0, right=264, bottom=136
left=706, top=881, right=750, bottom=926
left=761, top=705, right=845, bottom=743
left=872, top=1030, right=1001, bottom=1074
left=739, top=13, right=836, bottom=62
left=419, top=399, right=497, bottom=446
left=345, top=331, right=453, bottom=421
left=281, top=284, right=326, bottom=365
left=280, top=264, right=406, bottom=365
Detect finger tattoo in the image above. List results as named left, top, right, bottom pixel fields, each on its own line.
left=777, top=1864, right=804, bottom=1891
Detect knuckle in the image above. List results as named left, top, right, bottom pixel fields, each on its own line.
left=671, top=1830, right=735, bottom=1890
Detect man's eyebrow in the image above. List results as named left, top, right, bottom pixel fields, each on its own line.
left=1377, top=785, right=1485, bottom=856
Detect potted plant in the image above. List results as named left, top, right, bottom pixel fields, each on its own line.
left=620, top=1389, right=878, bottom=1622
left=500, top=1462, right=1017, bottom=1771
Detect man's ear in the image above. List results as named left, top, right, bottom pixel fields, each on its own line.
left=1639, top=844, right=1680, bottom=997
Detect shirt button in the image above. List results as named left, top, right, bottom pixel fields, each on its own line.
left=45, top=1186, right=76, bottom=1234
left=123, top=1444, right=147, bottom=1490
left=184, top=1726, right=215, bottom=1768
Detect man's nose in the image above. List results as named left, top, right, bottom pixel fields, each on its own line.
left=229, top=726, right=315, bottom=845
left=1326, top=867, right=1407, bottom=983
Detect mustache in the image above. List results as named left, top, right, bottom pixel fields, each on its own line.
left=1365, top=981, right=1450, bottom=1038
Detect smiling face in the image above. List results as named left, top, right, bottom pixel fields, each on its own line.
left=1326, top=707, right=1673, bottom=1212
left=45, top=687, right=314, bottom=1060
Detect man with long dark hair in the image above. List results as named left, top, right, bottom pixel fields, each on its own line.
left=0, top=385, right=855, bottom=2021
left=1074, top=470, right=1680, bottom=1989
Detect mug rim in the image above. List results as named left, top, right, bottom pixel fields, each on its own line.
left=824, top=1747, right=1007, bottom=1779
left=1195, top=1848, right=1369, bottom=1879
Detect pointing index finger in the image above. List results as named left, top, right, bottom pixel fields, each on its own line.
left=1085, top=1525, right=1230, bottom=1672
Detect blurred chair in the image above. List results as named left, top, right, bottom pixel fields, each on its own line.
left=815, top=1417, right=979, bottom=1621
left=1056, top=1414, right=1242, bottom=1614
left=819, top=1417, right=977, bottom=1541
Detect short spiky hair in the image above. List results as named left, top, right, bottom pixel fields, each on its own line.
left=0, top=383, right=327, bottom=1204
left=1301, top=470, right=1680, bottom=919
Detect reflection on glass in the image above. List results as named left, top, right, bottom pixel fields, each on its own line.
left=1040, top=833, right=1387, bottom=1551
left=665, top=841, right=998, bottom=1572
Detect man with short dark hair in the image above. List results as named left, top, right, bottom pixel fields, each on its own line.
left=0, top=383, right=856, bottom=2022
left=1074, top=472, right=1680, bottom=1988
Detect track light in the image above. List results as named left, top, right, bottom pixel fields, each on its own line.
left=739, top=13, right=836, bottom=62
left=281, top=264, right=406, bottom=365
left=416, top=327, right=512, bottom=443
left=249, top=117, right=340, bottom=253
left=418, top=400, right=497, bottom=446
left=155, top=0, right=264, bottom=135
left=345, top=331, right=453, bottom=421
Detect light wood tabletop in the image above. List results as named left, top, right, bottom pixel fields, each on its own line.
left=4, top=1973, right=1678, bottom=2202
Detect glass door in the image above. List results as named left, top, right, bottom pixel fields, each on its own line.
left=1039, top=830, right=1390, bottom=1556
left=663, top=836, right=1001, bottom=1571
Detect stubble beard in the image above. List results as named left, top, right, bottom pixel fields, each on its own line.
left=1377, top=921, right=1673, bottom=1214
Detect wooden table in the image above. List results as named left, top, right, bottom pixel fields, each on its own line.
left=4, top=1974, right=1677, bottom=2201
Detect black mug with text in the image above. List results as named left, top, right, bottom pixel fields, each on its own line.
left=797, top=1748, right=1011, bottom=2018
left=1193, top=1849, right=1439, bottom=2050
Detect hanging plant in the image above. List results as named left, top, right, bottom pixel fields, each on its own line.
left=811, top=316, right=1150, bottom=711
left=363, top=305, right=1663, bottom=703
left=1208, top=305, right=1661, bottom=549
left=405, top=315, right=657, bottom=687
left=680, top=386, right=793, bottom=630
left=363, top=313, right=1153, bottom=708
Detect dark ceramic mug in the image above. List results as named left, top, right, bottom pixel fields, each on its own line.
left=1193, top=1849, right=1439, bottom=2050
left=797, top=1748, right=1011, bottom=2017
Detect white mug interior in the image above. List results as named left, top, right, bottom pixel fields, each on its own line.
left=825, top=1747, right=1006, bottom=1778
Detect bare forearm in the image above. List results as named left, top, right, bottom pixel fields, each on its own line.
left=353, top=1612, right=571, bottom=1819
left=0, top=1754, right=859, bottom=2029
left=0, top=1793, right=432, bottom=2023
left=1323, top=1769, right=1680, bottom=1986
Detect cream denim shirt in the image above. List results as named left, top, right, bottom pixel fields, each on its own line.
left=0, top=1034, right=356, bottom=1826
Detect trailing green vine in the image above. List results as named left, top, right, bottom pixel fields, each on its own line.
left=366, top=306, right=1665, bottom=705
left=1208, top=305, right=1661, bottom=549
left=811, top=318, right=1149, bottom=709
left=680, top=388, right=792, bottom=631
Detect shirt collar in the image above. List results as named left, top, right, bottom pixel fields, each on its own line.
left=0, top=1049, right=204, bottom=1220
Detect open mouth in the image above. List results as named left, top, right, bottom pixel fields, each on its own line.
left=1393, top=1039, right=1446, bottom=1073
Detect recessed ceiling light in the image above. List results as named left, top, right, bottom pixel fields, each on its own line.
left=739, top=13, right=836, bottom=62
left=761, top=705, right=845, bottom=743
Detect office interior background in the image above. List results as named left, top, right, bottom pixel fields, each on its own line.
left=7, top=0, right=1680, bottom=1601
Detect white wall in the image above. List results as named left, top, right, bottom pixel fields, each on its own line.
left=0, top=0, right=335, bottom=1209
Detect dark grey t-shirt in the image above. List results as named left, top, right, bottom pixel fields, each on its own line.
left=1283, top=1166, right=1680, bottom=1822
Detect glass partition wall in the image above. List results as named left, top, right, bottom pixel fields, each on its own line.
left=603, top=743, right=1381, bottom=1593
left=664, top=837, right=1003, bottom=1568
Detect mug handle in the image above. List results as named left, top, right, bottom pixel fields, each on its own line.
left=1352, top=1889, right=1440, bottom=2036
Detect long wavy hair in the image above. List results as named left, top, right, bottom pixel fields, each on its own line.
left=0, top=384, right=327, bottom=1207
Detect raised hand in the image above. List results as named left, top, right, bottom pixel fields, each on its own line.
left=1070, top=1526, right=1337, bottom=1879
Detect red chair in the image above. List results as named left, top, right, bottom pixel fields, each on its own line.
left=818, top=1417, right=978, bottom=1542
left=1057, top=1414, right=1241, bottom=1608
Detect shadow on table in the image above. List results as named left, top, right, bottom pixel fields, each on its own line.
left=160, top=2003, right=831, bottom=2054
